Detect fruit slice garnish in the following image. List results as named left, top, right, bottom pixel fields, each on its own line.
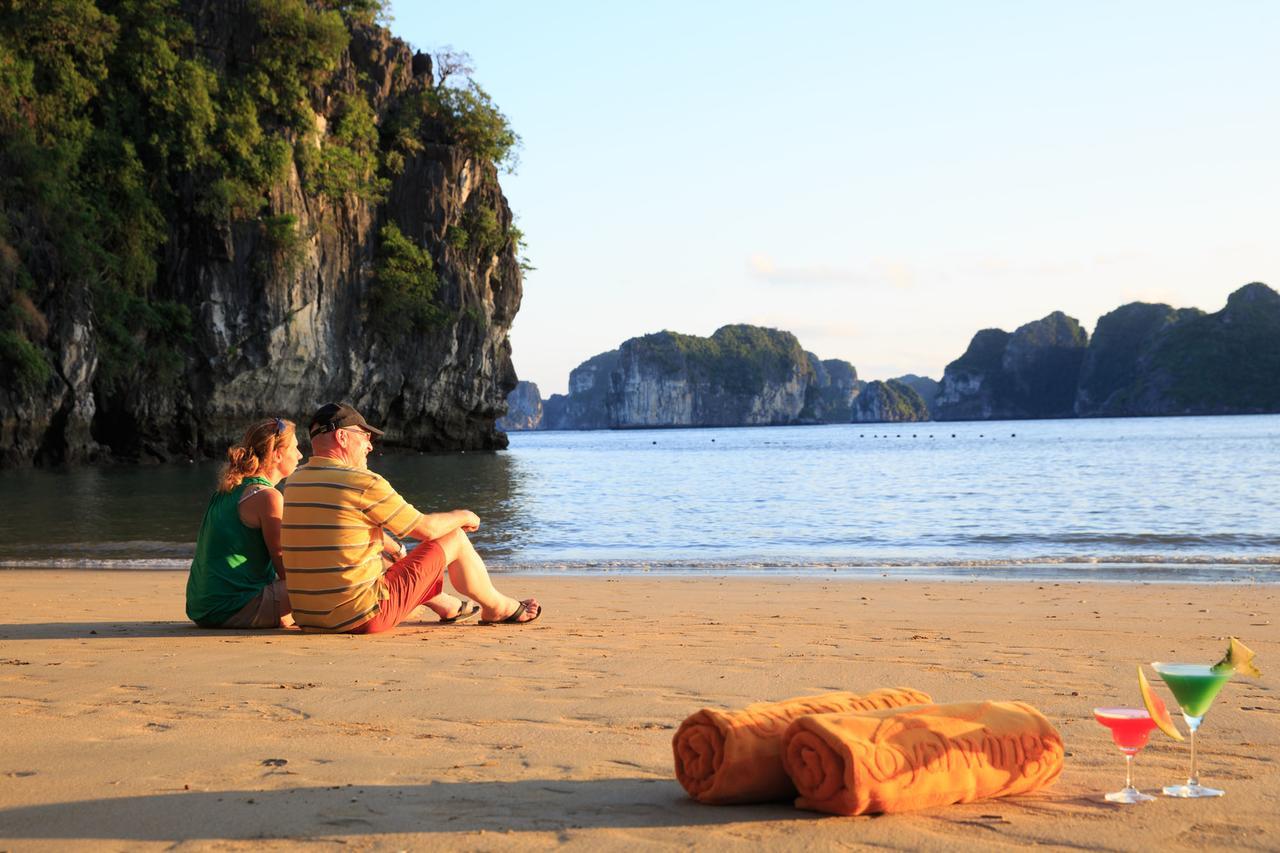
left=1139, top=665, right=1185, bottom=741
left=1212, top=636, right=1261, bottom=678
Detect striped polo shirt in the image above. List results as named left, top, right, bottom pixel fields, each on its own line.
left=280, top=458, right=424, bottom=632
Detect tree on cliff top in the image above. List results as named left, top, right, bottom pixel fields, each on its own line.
left=430, top=46, right=475, bottom=90
left=391, top=45, right=521, bottom=174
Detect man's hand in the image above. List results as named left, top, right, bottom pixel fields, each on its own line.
left=380, top=529, right=407, bottom=560
left=410, top=509, right=481, bottom=542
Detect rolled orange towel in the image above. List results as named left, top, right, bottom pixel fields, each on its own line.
left=673, top=688, right=931, bottom=804
left=782, top=700, right=1064, bottom=815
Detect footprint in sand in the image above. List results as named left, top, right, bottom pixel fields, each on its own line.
left=0, top=696, right=55, bottom=716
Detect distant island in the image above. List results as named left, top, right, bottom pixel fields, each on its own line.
left=499, top=282, right=1280, bottom=430
left=499, top=325, right=901, bottom=431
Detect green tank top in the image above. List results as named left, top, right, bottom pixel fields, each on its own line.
left=186, top=476, right=278, bottom=626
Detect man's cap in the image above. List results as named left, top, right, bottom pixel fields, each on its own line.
left=308, top=402, right=385, bottom=438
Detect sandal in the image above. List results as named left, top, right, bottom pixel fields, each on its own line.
left=479, top=599, right=542, bottom=625
left=439, top=599, right=480, bottom=624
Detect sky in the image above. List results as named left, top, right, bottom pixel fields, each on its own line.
left=388, top=1, right=1280, bottom=395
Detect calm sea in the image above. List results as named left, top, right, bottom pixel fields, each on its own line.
left=1, top=415, right=1278, bottom=582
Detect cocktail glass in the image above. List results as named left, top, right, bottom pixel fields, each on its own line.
left=1151, top=662, right=1232, bottom=797
left=1094, top=707, right=1158, bottom=803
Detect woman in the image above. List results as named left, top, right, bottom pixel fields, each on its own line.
left=186, top=417, right=302, bottom=629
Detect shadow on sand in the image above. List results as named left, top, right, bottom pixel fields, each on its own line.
left=0, top=619, right=494, bottom=641
left=0, top=778, right=806, bottom=840
left=0, top=621, right=273, bottom=641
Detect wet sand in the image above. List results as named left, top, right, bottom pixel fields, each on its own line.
left=0, top=571, right=1276, bottom=851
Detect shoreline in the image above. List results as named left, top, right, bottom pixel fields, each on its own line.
left=3, top=564, right=1280, bottom=584
left=0, top=571, right=1276, bottom=850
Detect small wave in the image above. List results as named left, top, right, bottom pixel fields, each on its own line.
left=0, top=540, right=194, bottom=559
left=4, top=552, right=1278, bottom=582
left=484, top=557, right=1279, bottom=583
left=962, top=533, right=1280, bottom=548
left=0, top=557, right=190, bottom=571
left=488, top=554, right=1280, bottom=571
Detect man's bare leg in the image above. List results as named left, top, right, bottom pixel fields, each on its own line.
left=421, top=592, right=467, bottom=620
left=383, top=551, right=464, bottom=620
left=436, top=528, right=540, bottom=622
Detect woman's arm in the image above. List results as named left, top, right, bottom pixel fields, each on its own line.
left=239, top=487, right=287, bottom=578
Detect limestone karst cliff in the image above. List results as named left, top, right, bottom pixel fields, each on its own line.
left=0, top=1, right=522, bottom=466
left=802, top=356, right=864, bottom=423
left=609, top=326, right=812, bottom=427
left=495, top=380, right=542, bottom=431
left=1075, top=283, right=1280, bottom=416
left=933, top=312, right=1088, bottom=421
left=500, top=284, right=1277, bottom=433
left=851, top=380, right=929, bottom=423
left=542, top=350, right=620, bottom=430
left=890, top=374, right=940, bottom=413
left=932, top=285, right=1279, bottom=421
left=520, top=325, right=860, bottom=430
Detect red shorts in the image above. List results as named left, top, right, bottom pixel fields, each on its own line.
left=349, top=540, right=447, bottom=634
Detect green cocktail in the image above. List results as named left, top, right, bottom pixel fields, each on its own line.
left=1156, top=665, right=1230, bottom=718
left=1152, top=662, right=1231, bottom=798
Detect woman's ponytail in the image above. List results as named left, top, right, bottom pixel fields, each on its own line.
left=217, top=417, right=296, bottom=492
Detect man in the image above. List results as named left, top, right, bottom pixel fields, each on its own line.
left=281, top=402, right=541, bottom=633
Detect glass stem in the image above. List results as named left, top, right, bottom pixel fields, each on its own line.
left=1125, top=754, right=1134, bottom=790
left=1188, top=729, right=1198, bottom=786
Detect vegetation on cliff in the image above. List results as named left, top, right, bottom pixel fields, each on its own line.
left=934, top=313, right=1087, bottom=420
left=937, top=286, right=1279, bottom=420
left=800, top=356, right=861, bottom=422
left=1, top=0, right=524, bottom=463
left=1001, top=311, right=1088, bottom=417
left=1079, top=282, right=1280, bottom=415
left=891, top=374, right=940, bottom=412
left=947, top=329, right=1012, bottom=380
left=368, top=222, right=443, bottom=340
left=1075, top=302, right=1196, bottom=414
left=1147, top=283, right=1280, bottom=411
left=852, top=379, right=929, bottom=422
left=629, top=325, right=810, bottom=396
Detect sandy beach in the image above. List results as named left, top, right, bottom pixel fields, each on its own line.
left=0, top=571, right=1275, bottom=851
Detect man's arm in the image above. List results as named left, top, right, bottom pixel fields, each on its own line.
left=407, top=509, right=480, bottom=543
left=359, top=474, right=476, bottom=546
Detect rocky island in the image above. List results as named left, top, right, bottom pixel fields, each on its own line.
left=851, top=380, right=930, bottom=423
left=543, top=325, right=850, bottom=429
left=933, top=283, right=1280, bottom=421
left=1073, top=282, right=1280, bottom=416
left=0, top=0, right=523, bottom=467
left=507, top=282, right=1279, bottom=431
left=510, top=324, right=948, bottom=429
left=931, top=312, right=1089, bottom=421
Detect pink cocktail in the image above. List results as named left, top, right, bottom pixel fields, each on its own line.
left=1096, top=708, right=1157, bottom=752
left=1094, top=708, right=1158, bottom=803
